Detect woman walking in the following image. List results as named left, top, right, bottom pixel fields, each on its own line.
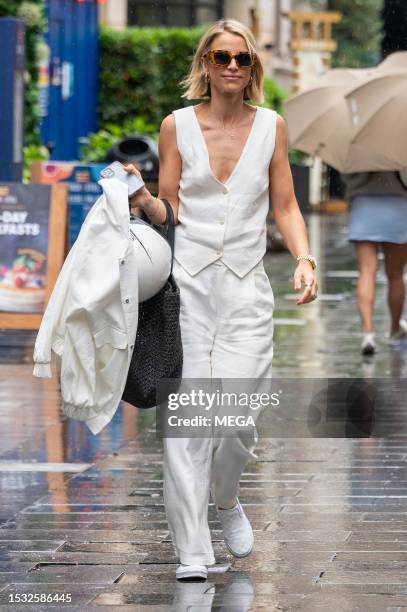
left=342, top=171, right=407, bottom=355
left=125, top=19, right=318, bottom=580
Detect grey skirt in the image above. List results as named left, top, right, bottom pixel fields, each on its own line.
left=348, top=194, right=407, bottom=244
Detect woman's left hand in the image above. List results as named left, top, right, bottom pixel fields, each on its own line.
left=122, top=163, right=150, bottom=210
left=293, top=262, right=318, bottom=305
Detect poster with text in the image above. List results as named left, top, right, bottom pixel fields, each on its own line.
left=0, top=184, right=51, bottom=312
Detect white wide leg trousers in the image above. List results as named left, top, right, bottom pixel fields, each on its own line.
left=163, top=258, right=274, bottom=565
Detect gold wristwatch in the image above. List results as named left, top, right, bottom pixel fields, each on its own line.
left=296, top=254, right=317, bottom=270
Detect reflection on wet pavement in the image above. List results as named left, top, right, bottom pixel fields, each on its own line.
left=0, top=214, right=407, bottom=609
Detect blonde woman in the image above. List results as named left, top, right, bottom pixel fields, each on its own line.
left=124, top=19, right=318, bottom=581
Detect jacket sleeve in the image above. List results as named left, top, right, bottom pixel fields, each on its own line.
left=33, top=194, right=104, bottom=378
left=32, top=243, right=78, bottom=378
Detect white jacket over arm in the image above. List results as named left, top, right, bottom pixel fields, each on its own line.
left=33, top=178, right=139, bottom=435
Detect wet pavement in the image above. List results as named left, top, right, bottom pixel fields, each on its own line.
left=1, top=212, right=407, bottom=610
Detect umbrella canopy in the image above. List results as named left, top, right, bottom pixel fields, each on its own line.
left=284, top=68, right=367, bottom=144
left=283, top=52, right=407, bottom=173
left=345, top=52, right=407, bottom=171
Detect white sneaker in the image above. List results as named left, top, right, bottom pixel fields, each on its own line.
left=389, top=319, right=407, bottom=345
left=361, top=332, right=376, bottom=355
left=176, top=564, right=208, bottom=581
left=216, top=498, right=254, bottom=558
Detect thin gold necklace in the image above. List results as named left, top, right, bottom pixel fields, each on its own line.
left=218, top=122, right=238, bottom=139
left=209, top=107, right=247, bottom=140
left=217, top=114, right=245, bottom=140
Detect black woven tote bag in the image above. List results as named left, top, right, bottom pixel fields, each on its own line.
left=121, top=199, right=183, bottom=409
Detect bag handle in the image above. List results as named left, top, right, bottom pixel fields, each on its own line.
left=160, top=198, right=175, bottom=274
left=139, top=198, right=176, bottom=274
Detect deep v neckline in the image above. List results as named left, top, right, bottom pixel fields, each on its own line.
left=191, top=104, right=260, bottom=188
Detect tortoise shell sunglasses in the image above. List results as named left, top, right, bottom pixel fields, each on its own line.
left=203, top=49, right=257, bottom=68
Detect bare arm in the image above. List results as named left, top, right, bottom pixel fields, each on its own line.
left=269, top=114, right=318, bottom=304
left=126, top=113, right=181, bottom=225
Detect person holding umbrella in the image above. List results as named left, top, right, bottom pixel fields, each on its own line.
left=283, top=51, right=407, bottom=356
left=342, top=170, right=407, bottom=355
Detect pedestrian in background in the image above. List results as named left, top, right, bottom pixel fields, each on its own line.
left=125, top=18, right=318, bottom=580
left=342, top=170, right=407, bottom=355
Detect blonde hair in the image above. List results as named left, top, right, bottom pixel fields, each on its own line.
left=180, top=19, right=264, bottom=104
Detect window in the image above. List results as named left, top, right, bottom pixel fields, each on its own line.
left=128, top=0, right=224, bottom=27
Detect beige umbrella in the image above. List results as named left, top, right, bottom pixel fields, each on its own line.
left=283, top=68, right=367, bottom=146
left=345, top=51, right=407, bottom=171
left=284, top=68, right=372, bottom=172
left=283, top=52, right=407, bottom=172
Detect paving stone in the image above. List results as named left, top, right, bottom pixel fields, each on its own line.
left=362, top=513, right=407, bottom=522
left=58, top=542, right=169, bottom=553
left=0, top=564, right=125, bottom=584
left=6, top=513, right=169, bottom=527
left=0, top=541, right=65, bottom=553
left=0, top=563, right=37, bottom=573
left=0, top=529, right=170, bottom=543
left=0, top=573, right=36, bottom=586
left=320, top=568, right=407, bottom=584
left=2, top=551, right=148, bottom=565
left=298, top=592, right=407, bottom=610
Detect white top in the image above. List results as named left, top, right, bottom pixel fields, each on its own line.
left=172, top=104, right=277, bottom=278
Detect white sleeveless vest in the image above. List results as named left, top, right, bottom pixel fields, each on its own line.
left=172, top=104, right=277, bottom=278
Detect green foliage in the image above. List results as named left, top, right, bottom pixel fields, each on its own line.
left=151, top=26, right=208, bottom=122
left=261, top=77, right=289, bottom=115
left=22, top=143, right=49, bottom=183
left=288, top=149, right=308, bottom=165
left=309, top=0, right=382, bottom=67
left=0, top=1, right=47, bottom=148
left=99, top=24, right=207, bottom=128
left=79, top=116, right=159, bottom=163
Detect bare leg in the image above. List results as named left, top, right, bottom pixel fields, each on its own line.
left=382, top=242, right=407, bottom=335
left=354, top=241, right=379, bottom=333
